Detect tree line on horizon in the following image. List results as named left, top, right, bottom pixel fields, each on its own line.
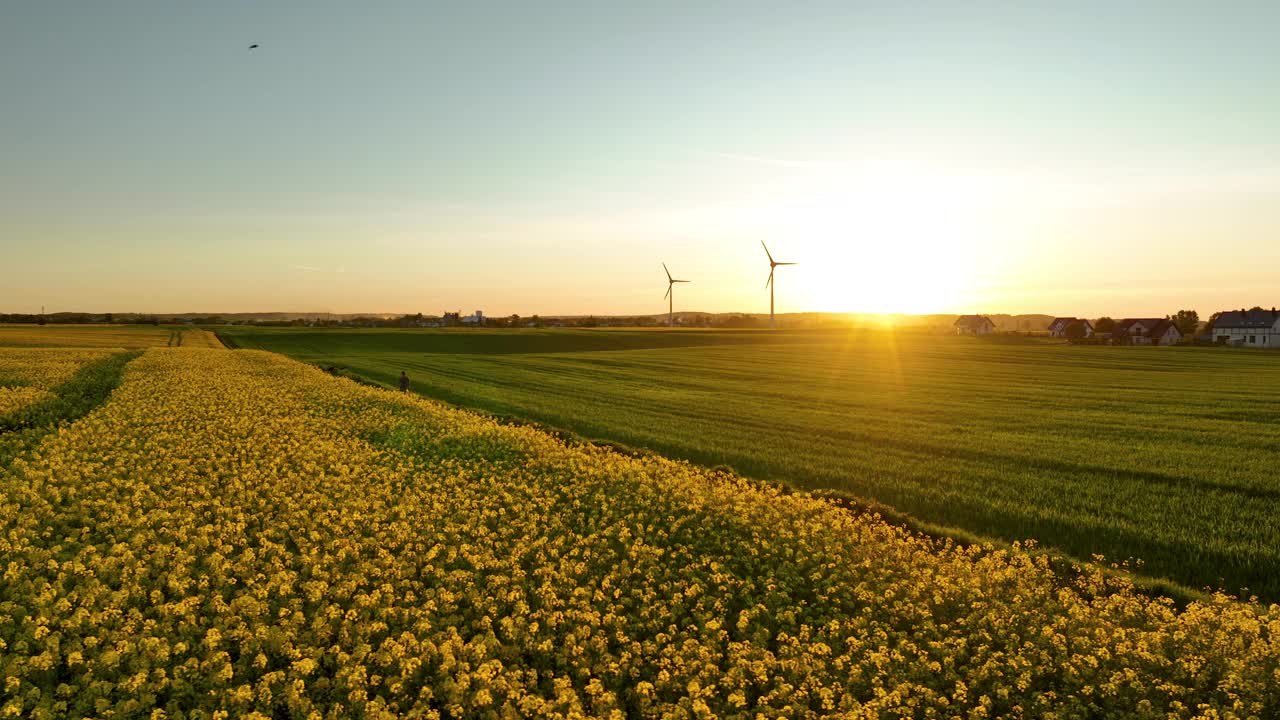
left=5, top=309, right=1269, bottom=335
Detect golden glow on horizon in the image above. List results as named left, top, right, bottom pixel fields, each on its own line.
left=762, top=164, right=986, bottom=314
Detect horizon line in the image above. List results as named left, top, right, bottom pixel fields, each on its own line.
left=3, top=309, right=1144, bottom=319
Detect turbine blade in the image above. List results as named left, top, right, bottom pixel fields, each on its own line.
left=777, top=262, right=798, bottom=266
left=765, top=270, right=773, bottom=288
left=761, top=240, right=774, bottom=264
left=675, top=279, right=690, bottom=283
left=664, top=285, right=671, bottom=300
left=663, top=262, right=672, bottom=282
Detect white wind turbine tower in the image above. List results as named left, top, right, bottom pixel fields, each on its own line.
left=663, top=263, right=690, bottom=327
left=762, top=241, right=797, bottom=329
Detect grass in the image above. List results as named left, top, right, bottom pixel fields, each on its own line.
left=0, top=324, right=222, bottom=349
left=223, top=326, right=1280, bottom=601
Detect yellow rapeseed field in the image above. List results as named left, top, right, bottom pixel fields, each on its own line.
left=0, top=349, right=120, bottom=418
left=0, top=387, right=53, bottom=417
left=172, top=328, right=224, bottom=348
left=0, top=325, right=222, bottom=349
left=0, top=348, right=120, bottom=388
left=1, top=349, right=1277, bottom=718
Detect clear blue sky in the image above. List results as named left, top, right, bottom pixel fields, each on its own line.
left=3, top=1, right=1279, bottom=316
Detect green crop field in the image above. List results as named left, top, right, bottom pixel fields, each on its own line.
left=223, top=326, right=1280, bottom=601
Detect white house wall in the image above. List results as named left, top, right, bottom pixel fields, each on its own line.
left=1214, top=322, right=1280, bottom=347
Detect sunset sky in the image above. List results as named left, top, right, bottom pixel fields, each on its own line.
left=3, top=1, right=1279, bottom=317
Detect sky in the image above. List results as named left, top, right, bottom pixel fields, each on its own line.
left=3, top=1, right=1279, bottom=317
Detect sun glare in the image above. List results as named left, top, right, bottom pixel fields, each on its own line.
left=760, top=163, right=987, bottom=314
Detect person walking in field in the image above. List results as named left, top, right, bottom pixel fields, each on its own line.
left=399, top=371, right=410, bottom=392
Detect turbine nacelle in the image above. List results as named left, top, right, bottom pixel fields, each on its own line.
left=761, top=240, right=796, bottom=269
left=662, top=262, right=689, bottom=299
left=761, top=241, right=796, bottom=286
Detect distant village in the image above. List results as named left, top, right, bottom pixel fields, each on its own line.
left=955, top=307, right=1280, bottom=347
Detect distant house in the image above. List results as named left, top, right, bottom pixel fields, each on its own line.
left=1114, top=318, right=1182, bottom=346
left=1146, top=320, right=1182, bottom=345
left=954, top=315, right=996, bottom=336
left=1210, top=308, right=1280, bottom=347
left=461, top=310, right=485, bottom=326
left=441, top=311, right=462, bottom=327
left=1066, top=319, right=1094, bottom=338
left=1048, top=317, right=1093, bottom=339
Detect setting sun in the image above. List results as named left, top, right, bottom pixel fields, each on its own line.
left=752, top=163, right=990, bottom=314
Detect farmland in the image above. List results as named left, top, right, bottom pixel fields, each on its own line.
left=2, top=345, right=1278, bottom=717
left=0, top=344, right=141, bottom=470
left=0, top=326, right=216, bottom=466
left=0, top=349, right=118, bottom=416
left=0, top=324, right=221, bottom=349
left=224, top=326, right=1280, bottom=601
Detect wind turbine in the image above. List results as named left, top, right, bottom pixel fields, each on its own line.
left=762, top=241, right=797, bottom=329
left=663, top=263, right=690, bottom=327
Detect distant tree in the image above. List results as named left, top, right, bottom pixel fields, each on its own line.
left=104, top=312, right=113, bottom=323
left=1094, top=317, right=1116, bottom=333
left=1065, top=322, right=1089, bottom=340
left=1249, top=306, right=1265, bottom=312
left=1169, top=309, right=1200, bottom=336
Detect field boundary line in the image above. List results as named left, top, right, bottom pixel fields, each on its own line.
left=212, top=330, right=239, bottom=349
left=308, top=356, right=1213, bottom=608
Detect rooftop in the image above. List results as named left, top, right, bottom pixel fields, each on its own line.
left=1212, top=309, right=1280, bottom=329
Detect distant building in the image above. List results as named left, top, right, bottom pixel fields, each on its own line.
left=1145, top=320, right=1182, bottom=345
left=954, top=315, right=996, bottom=336
left=1210, top=308, right=1280, bottom=347
left=1114, top=318, right=1181, bottom=346
left=1048, top=317, right=1093, bottom=339
left=462, top=310, right=484, bottom=326
left=442, top=311, right=462, bottom=327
